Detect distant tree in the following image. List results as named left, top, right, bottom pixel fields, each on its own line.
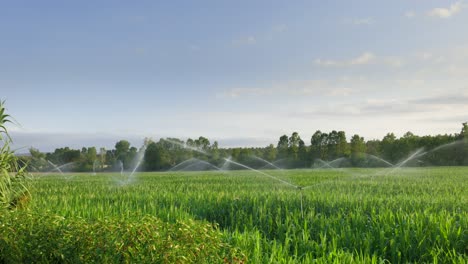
left=230, top=148, right=241, bottom=162
left=366, top=140, right=381, bottom=156
left=310, top=130, right=323, bottom=161
left=87, top=147, right=97, bottom=162
left=298, top=139, right=308, bottom=167
left=186, top=138, right=195, bottom=147
left=105, top=150, right=116, bottom=169
left=350, top=134, right=366, bottom=166
left=211, top=141, right=220, bottom=161
left=144, top=142, right=166, bottom=171
left=115, top=140, right=130, bottom=158
left=77, top=147, right=97, bottom=171
left=326, top=130, right=339, bottom=160
left=277, top=135, right=289, bottom=159
left=337, top=131, right=350, bottom=157
left=194, top=136, right=210, bottom=151
left=288, top=132, right=301, bottom=160
left=381, top=133, right=397, bottom=163
left=99, top=147, right=106, bottom=170
left=23, top=124, right=468, bottom=172
left=144, top=139, right=181, bottom=171
left=459, top=122, right=468, bottom=165
left=114, top=140, right=134, bottom=169
left=264, top=144, right=277, bottom=162
left=398, top=132, right=420, bottom=161
left=460, top=122, right=468, bottom=140
left=29, top=148, right=48, bottom=172
left=238, top=148, right=253, bottom=165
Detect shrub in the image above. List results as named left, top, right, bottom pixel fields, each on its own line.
left=0, top=211, right=245, bottom=263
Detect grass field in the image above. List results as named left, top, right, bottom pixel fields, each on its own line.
left=2, top=167, right=467, bottom=263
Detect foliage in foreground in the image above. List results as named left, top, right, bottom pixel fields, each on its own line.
left=0, top=100, right=28, bottom=209
left=0, top=211, right=245, bottom=263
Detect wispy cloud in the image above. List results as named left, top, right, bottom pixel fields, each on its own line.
left=326, top=88, right=354, bottom=97
left=353, top=17, right=374, bottom=25
left=291, top=94, right=468, bottom=119
left=428, top=1, right=464, bottom=18
left=315, top=52, right=407, bottom=68
left=219, top=79, right=360, bottom=99
left=351, top=52, right=375, bottom=65
left=405, top=11, right=416, bottom=18
left=412, top=94, right=468, bottom=105
left=221, top=80, right=328, bottom=98
left=314, top=52, right=376, bottom=67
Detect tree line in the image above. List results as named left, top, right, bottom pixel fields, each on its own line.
left=22, top=123, right=468, bottom=172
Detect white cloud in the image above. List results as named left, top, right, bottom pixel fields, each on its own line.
left=405, top=11, right=416, bottom=18
left=428, top=1, right=464, bottom=18
left=351, top=52, right=376, bottom=65
left=315, top=52, right=408, bottom=68
left=327, top=88, right=354, bottom=97
left=221, top=80, right=329, bottom=98
left=446, top=65, right=468, bottom=76
left=315, top=52, right=376, bottom=67
left=292, top=94, right=468, bottom=120
left=313, top=59, right=341, bottom=67
left=223, top=87, right=271, bottom=98
left=395, top=79, right=426, bottom=88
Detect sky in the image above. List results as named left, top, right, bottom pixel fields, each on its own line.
left=2, top=0, right=468, bottom=152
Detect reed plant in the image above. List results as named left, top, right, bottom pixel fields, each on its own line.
left=0, top=100, right=29, bottom=209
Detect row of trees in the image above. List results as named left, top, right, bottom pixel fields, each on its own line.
left=23, top=123, right=468, bottom=172
left=27, top=141, right=138, bottom=172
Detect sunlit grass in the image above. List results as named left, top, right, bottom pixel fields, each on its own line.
left=19, top=167, right=468, bottom=262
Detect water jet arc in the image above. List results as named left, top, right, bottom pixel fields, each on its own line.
left=223, top=158, right=298, bottom=189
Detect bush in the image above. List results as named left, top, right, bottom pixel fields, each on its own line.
left=0, top=211, right=245, bottom=263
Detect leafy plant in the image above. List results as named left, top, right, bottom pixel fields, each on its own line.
left=0, top=100, right=29, bottom=209
left=0, top=212, right=246, bottom=263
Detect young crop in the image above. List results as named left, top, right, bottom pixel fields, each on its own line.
left=6, top=168, right=468, bottom=262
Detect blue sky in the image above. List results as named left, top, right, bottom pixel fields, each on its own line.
left=2, top=1, right=468, bottom=152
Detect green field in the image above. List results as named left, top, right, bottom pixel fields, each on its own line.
left=2, top=167, right=468, bottom=263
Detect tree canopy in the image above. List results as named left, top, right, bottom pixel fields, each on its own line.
left=20, top=123, right=468, bottom=172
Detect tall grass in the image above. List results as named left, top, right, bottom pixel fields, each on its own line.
left=21, top=168, right=468, bottom=263
left=0, top=100, right=29, bottom=209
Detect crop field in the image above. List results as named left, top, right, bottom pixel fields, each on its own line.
left=2, top=167, right=468, bottom=263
